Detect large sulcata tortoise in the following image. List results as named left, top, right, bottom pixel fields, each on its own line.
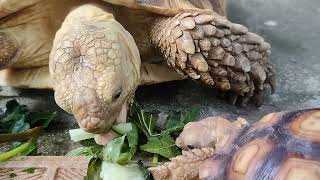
left=0, top=0, right=275, bottom=136
left=150, top=108, right=320, bottom=180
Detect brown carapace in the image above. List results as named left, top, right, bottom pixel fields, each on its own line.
left=150, top=109, right=320, bottom=180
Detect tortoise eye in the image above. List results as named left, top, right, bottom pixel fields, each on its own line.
left=112, top=89, right=122, bottom=101
left=187, top=145, right=195, bottom=149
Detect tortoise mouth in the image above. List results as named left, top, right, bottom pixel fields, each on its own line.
left=78, top=117, right=114, bottom=134
left=77, top=103, right=128, bottom=134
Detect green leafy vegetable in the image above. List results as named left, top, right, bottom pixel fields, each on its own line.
left=0, top=100, right=28, bottom=133
left=112, top=123, right=133, bottom=135
left=0, top=138, right=37, bottom=162
left=69, top=128, right=95, bottom=142
left=100, top=162, right=144, bottom=180
left=66, top=146, right=102, bottom=159
left=126, top=124, right=138, bottom=147
left=20, top=141, right=37, bottom=156
left=0, top=100, right=56, bottom=161
left=85, top=158, right=103, bottom=180
left=67, top=102, right=199, bottom=179
left=27, top=111, right=57, bottom=128
left=129, top=103, right=199, bottom=159
left=129, top=104, right=156, bottom=138
left=102, top=135, right=126, bottom=163
left=68, top=122, right=139, bottom=165
left=140, top=134, right=180, bottom=158
left=0, top=100, right=56, bottom=135
left=163, top=107, right=200, bottom=135
left=11, top=115, right=29, bottom=133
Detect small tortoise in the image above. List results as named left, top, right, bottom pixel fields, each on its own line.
left=150, top=108, right=320, bottom=180
left=0, top=0, right=275, bottom=136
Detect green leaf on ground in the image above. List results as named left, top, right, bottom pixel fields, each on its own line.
left=20, top=141, right=37, bottom=156
left=11, top=115, right=30, bottom=133
left=28, top=111, right=57, bottom=128
left=0, top=100, right=56, bottom=134
left=128, top=103, right=156, bottom=138
left=140, top=134, right=180, bottom=158
left=180, top=107, right=201, bottom=123
left=163, top=107, right=200, bottom=134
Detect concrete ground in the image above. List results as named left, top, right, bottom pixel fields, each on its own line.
left=1, top=0, right=320, bottom=155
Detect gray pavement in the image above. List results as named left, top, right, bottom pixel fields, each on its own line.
left=1, top=0, right=320, bottom=155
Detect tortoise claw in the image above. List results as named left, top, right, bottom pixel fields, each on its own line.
left=150, top=12, right=275, bottom=106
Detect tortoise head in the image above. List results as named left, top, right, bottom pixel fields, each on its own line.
left=49, top=4, right=141, bottom=133
left=176, top=117, right=245, bottom=150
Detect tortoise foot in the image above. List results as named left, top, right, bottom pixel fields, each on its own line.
left=150, top=12, right=275, bottom=106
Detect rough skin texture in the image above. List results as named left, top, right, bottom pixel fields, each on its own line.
left=150, top=117, right=244, bottom=180
left=0, top=32, right=18, bottom=68
left=49, top=5, right=141, bottom=133
left=150, top=13, right=275, bottom=105
left=0, top=0, right=276, bottom=137
left=176, top=117, right=247, bottom=150
left=150, top=109, right=320, bottom=180
left=149, top=148, right=216, bottom=180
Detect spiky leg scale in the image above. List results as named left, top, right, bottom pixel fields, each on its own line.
left=148, top=148, right=215, bottom=180
left=150, top=13, right=275, bottom=105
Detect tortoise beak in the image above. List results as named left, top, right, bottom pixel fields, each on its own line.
left=93, top=103, right=128, bottom=145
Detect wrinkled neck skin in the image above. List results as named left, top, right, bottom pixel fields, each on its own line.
left=49, top=4, right=141, bottom=133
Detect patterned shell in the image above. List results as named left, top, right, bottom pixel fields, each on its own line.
left=204, top=108, right=320, bottom=179
left=105, top=0, right=226, bottom=16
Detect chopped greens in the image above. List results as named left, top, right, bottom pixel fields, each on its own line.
left=66, top=146, right=102, bottom=159
left=0, top=138, right=37, bottom=161
left=0, top=100, right=56, bottom=161
left=69, top=128, right=95, bottom=142
left=112, top=123, right=133, bottom=135
left=68, top=102, right=200, bottom=179
left=102, top=135, right=126, bottom=163
left=128, top=103, right=200, bottom=159
left=140, top=135, right=180, bottom=159
left=100, top=162, right=144, bottom=180
left=85, top=158, right=103, bottom=180
left=0, top=100, right=56, bottom=134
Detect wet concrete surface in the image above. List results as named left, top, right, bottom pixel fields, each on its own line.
left=1, top=0, right=320, bottom=155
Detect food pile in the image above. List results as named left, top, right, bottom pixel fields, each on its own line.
left=67, top=104, right=201, bottom=180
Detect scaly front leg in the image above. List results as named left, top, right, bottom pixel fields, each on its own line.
left=150, top=13, right=275, bottom=106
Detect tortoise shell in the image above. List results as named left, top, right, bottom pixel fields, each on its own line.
left=202, top=108, right=320, bottom=179
left=103, top=0, right=226, bottom=16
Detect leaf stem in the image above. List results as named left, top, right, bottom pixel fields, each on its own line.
left=0, top=127, right=43, bottom=143
left=152, top=154, right=159, bottom=165
left=0, top=138, right=36, bottom=162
